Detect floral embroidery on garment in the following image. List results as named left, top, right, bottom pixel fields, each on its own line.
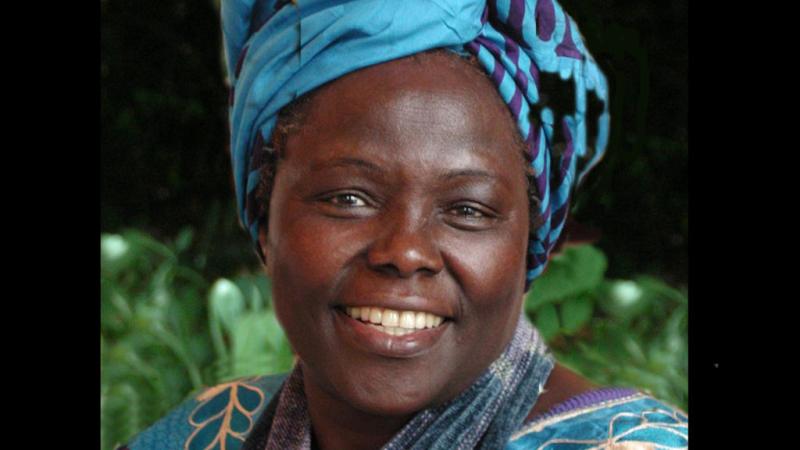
left=507, top=395, right=688, bottom=450
left=184, top=379, right=265, bottom=450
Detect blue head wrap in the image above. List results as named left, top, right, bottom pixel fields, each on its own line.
left=222, top=0, right=610, bottom=290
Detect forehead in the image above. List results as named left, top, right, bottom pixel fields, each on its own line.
left=283, top=53, right=525, bottom=179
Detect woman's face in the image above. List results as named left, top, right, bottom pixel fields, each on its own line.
left=260, top=53, right=531, bottom=417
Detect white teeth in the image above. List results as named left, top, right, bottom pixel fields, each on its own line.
left=415, top=312, right=426, bottom=329
left=381, top=309, right=400, bottom=327
left=344, top=306, right=445, bottom=331
left=400, top=311, right=416, bottom=328
left=369, top=308, right=383, bottom=324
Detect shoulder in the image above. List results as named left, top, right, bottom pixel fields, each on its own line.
left=507, top=388, right=688, bottom=449
left=117, top=373, right=287, bottom=450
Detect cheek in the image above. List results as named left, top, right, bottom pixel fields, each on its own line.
left=442, top=228, right=528, bottom=305
left=440, top=223, right=528, bottom=353
left=268, top=209, right=369, bottom=327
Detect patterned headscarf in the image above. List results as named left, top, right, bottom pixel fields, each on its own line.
left=222, top=0, right=609, bottom=290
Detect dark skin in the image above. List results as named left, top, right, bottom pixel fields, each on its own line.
left=258, top=52, right=595, bottom=450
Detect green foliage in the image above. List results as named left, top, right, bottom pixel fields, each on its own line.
left=101, top=231, right=687, bottom=449
left=100, top=230, right=292, bottom=450
left=525, top=245, right=688, bottom=411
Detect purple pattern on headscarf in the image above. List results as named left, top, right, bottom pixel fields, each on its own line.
left=475, top=35, right=501, bottom=63
left=235, top=45, right=249, bottom=78
left=509, top=89, right=523, bottom=118
left=549, top=202, right=568, bottom=237
left=506, top=0, right=527, bottom=45
left=504, top=35, right=519, bottom=65
left=490, top=54, right=507, bottom=88
left=245, top=132, right=266, bottom=225
left=472, top=36, right=527, bottom=119
left=557, top=118, right=575, bottom=181
left=535, top=171, right=548, bottom=208
left=528, top=53, right=540, bottom=89
left=555, top=16, right=582, bottom=59
left=463, top=40, right=480, bottom=56
left=535, top=0, right=555, bottom=40
left=503, top=38, right=532, bottom=98
left=549, top=121, right=576, bottom=231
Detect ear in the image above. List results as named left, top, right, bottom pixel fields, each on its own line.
left=257, top=224, right=273, bottom=279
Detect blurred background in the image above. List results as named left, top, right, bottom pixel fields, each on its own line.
left=100, top=1, right=687, bottom=449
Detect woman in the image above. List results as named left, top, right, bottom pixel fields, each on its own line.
left=120, top=1, right=687, bottom=449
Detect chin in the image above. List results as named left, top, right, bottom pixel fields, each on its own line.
left=346, top=384, right=435, bottom=418
left=332, top=362, right=444, bottom=417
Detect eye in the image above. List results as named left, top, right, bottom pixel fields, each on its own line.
left=451, top=205, right=486, bottom=219
left=324, top=192, right=368, bottom=208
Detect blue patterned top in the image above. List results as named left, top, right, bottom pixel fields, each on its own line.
left=119, top=375, right=687, bottom=449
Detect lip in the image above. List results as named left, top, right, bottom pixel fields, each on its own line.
left=333, top=307, right=450, bottom=359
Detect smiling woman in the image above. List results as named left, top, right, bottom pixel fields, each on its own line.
left=119, top=1, right=687, bottom=449
left=259, top=54, right=534, bottom=446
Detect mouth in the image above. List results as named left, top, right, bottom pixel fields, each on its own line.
left=333, top=306, right=451, bottom=358
left=340, top=306, right=446, bottom=335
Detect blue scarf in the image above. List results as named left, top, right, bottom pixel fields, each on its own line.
left=221, top=0, right=610, bottom=291
left=260, top=314, right=553, bottom=449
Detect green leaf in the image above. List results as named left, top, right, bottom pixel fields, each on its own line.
left=533, top=304, right=560, bottom=341
left=101, top=233, right=132, bottom=275
left=174, top=227, right=194, bottom=253
left=208, top=278, right=245, bottom=332
left=123, top=229, right=175, bottom=259
left=526, top=245, right=607, bottom=311
left=636, top=275, right=688, bottom=305
left=598, top=279, right=649, bottom=322
left=560, top=295, right=594, bottom=335
left=233, top=274, right=265, bottom=312
left=229, top=311, right=288, bottom=378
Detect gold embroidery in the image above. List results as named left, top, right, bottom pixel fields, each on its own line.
left=184, top=378, right=266, bottom=450
left=531, top=407, right=688, bottom=450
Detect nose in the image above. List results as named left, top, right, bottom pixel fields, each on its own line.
left=366, top=209, right=445, bottom=278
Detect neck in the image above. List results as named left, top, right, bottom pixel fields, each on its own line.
left=304, top=370, right=414, bottom=450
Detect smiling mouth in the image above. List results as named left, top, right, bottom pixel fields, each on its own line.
left=340, top=306, right=446, bottom=336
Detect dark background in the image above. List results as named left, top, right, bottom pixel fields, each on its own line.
left=100, top=0, right=687, bottom=285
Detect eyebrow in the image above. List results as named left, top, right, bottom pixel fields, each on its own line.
left=310, top=157, right=498, bottom=181
left=310, top=157, right=386, bottom=174
left=439, top=169, right=497, bottom=181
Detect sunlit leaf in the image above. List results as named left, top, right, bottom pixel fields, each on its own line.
left=208, top=278, right=245, bottom=332
left=598, top=279, right=650, bottom=322
left=101, top=233, right=130, bottom=274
